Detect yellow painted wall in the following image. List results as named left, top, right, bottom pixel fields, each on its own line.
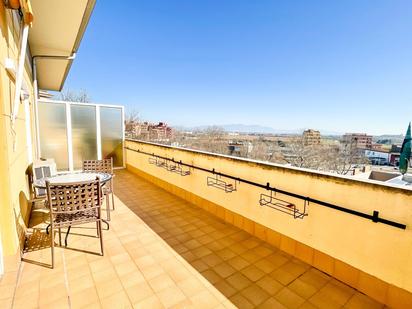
left=0, top=3, right=36, bottom=257
left=126, top=140, right=412, bottom=294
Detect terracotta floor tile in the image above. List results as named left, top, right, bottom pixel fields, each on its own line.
left=229, top=293, right=254, bottom=309
left=241, top=284, right=271, bottom=306
left=201, top=269, right=222, bottom=285
left=227, top=256, right=249, bottom=271
left=256, top=275, right=283, bottom=295
left=214, top=280, right=237, bottom=298
left=226, top=273, right=252, bottom=291
left=202, top=254, right=224, bottom=268
left=214, top=262, right=236, bottom=278
left=241, top=264, right=266, bottom=282
left=344, top=292, right=384, bottom=309
left=288, top=278, right=319, bottom=299
left=257, top=296, right=288, bottom=309
left=275, top=287, right=305, bottom=309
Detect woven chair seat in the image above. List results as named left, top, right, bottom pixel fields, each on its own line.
left=53, top=209, right=99, bottom=228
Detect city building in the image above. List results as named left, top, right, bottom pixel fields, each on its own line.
left=364, top=149, right=391, bottom=165
left=126, top=121, right=173, bottom=141
left=342, top=133, right=373, bottom=149
left=302, top=129, right=321, bottom=145
left=1, top=2, right=412, bottom=309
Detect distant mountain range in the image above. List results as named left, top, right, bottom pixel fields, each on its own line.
left=174, top=124, right=344, bottom=136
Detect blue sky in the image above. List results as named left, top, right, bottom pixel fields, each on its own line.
left=64, top=1, right=412, bottom=135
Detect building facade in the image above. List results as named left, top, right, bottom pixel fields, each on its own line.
left=343, top=133, right=373, bottom=149
left=303, top=129, right=321, bottom=145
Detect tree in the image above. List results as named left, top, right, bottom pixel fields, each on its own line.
left=125, top=109, right=140, bottom=138
left=326, top=140, right=369, bottom=175
left=59, top=89, right=91, bottom=102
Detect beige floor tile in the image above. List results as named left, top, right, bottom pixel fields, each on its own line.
left=96, top=277, right=124, bottom=299
left=156, top=285, right=187, bottom=308
left=148, top=273, right=177, bottom=292
left=70, top=287, right=100, bottom=308
left=177, top=277, right=207, bottom=297
left=133, top=294, right=165, bottom=309
left=100, top=290, right=132, bottom=309
left=189, top=290, right=220, bottom=308
left=126, top=282, right=155, bottom=304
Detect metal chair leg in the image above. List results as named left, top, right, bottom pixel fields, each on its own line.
left=64, top=226, right=71, bottom=247
left=50, top=227, right=55, bottom=269
left=111, top=192, right=115, bottom=211
left=98, top=220, right=104, bottom=256
left=106, top=193, right=111, bottom=221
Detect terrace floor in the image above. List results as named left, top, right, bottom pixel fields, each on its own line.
left=0, top=169, right=385, bottom=309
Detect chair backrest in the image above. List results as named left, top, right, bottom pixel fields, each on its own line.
left=32, top=159, right=57, bottom=197
left=46, top=179, right=101, bottom=222
left=83, top=158, right=113, bottom=174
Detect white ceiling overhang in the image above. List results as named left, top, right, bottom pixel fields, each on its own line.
left=29, top=0, right=96, bottom=91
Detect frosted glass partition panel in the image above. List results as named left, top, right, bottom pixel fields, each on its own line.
left=37, top=100, right=124, bottom=171
left=38, top=102, right=68, bottom=170
left=71, top=105, right=98, bottom=169
left=100, top=107, right=124, bottom=167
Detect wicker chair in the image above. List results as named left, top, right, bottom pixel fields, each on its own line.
left=83, top=158, right=115, bottom=221
left=46, top=178, right=104, bottom=268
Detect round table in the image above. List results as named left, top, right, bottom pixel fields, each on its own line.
left=33, top=172, right=112, bottom=189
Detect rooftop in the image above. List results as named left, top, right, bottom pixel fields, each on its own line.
left=1, top=170, right=384, bottom=309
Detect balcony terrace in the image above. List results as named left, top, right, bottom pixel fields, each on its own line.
left=1, top=169, right=386, bottom=309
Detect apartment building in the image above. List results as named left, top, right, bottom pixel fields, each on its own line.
left=342, top=133, right=373, bottom=149
left=302, top=129, right=321, bottom=145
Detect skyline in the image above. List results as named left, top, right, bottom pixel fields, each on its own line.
left=63, top=1, right=412, bottom=135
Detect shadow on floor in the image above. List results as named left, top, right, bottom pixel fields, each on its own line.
left=114, top=170, right=383, bottom=309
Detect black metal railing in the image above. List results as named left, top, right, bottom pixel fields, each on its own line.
left=125, top=146, right=407, bottom=230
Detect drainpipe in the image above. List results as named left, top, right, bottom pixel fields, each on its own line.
left=10, top=23, right=29, bottom=125
left=32, top=53, right=76, bottom=159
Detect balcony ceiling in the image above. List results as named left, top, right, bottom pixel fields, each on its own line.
left=29, top=0, right=96, bottom=91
